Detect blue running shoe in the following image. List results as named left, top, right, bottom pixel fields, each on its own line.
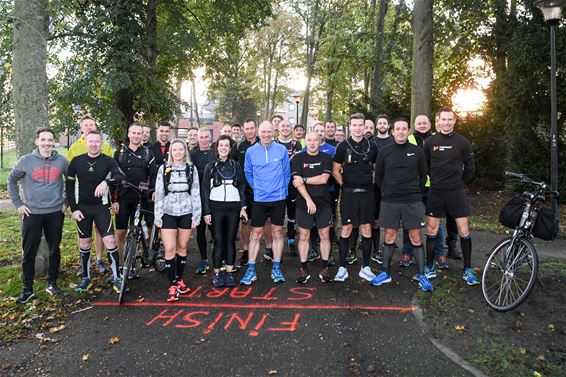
left=196, top=259, right=209, bottom=274
left=240, top=268, right=257, bottom=285
left=424, top=265, right=437, bottom=280
left=417, top=274, right=434, bottom=292
left=307, top=248, right=320, bottom=262
left=76, top=277, right=92, bottom=293
left=463, top=268, right=480, bottom=286
left=271, top=266, right=285, bottom=283
left=334, top=266, right=349, bottom=282
left=213, top=272, right=226, bottom=288
left=370, top=271, right=392, bottom=286
left=327, top=255, right=336, bottom=266
left=225, top=272, right=236, bottom=287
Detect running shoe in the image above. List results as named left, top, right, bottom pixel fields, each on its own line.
left=76, top=277, right=92, bottom=294
left=240, top=268, right=257, bottom=285
left=346, top=250, right=357, bottom=265
left=128, top=267, right=139, bottom=280
left=45, top=282, right=63, bottom=296
left=296, top=268, right=310, bottom=284
left=424, top=265, right=437, bottom=279
left=319, top=267, right=333, bottom=282
left=417, top=274, right=434, bottom=292
left=196, top=259, right=209, bottom=274
left=263, top=248, right=274, bottom=261
left=175, top=279, right=190, bottom=294
left=271, top=266, right=286, bottom=283
left=463, top=268, right=480, bottom=286
left=327, top=255, right=336, bottom=266
left=370, top=271, right=392, bottom=286
left=112, top=277, right=123, bottom=293
left=167, top=285, right=179, bottom=302
left=96, top=259, right=108, bottom=274
left=288, top=239, right=297, bottom=257
left=371, top=249, right=383, bottom=264
left=334, top=266, right=349, bottom=282
left=225, top=272, right=236, bottom=287
left=213, top=272, right=226, bottom=288
left=398, top=253, right=413, bottom=268
left=359, top=266, right=376, bottom=282
left=436, top=255, right=449, bottom=270
left=307, top=248, right=320, bottom=262
left=239, top=250, right=249, bottom=266
left=15, top=290, right=34, bottom=304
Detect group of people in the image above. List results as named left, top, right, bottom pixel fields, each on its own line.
left=9, top=106, right=478, bottom=304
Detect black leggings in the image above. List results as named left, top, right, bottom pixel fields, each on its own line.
left=211, top=208, right=240, bottom=269
left=196, top=221, right=213, bottom=260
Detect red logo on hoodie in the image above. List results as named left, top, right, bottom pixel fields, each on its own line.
left=32, top=164, right=62, bottom=183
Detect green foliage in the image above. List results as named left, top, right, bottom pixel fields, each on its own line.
left=0, top=0, right=14, bottom=141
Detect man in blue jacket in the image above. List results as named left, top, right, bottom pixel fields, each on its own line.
left=241, top=121, right=291, bottom=285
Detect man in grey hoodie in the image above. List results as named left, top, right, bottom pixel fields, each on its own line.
left=8, top=128, right=68, bottom=304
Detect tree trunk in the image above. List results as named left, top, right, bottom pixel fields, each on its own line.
left=12, top=0, right=50, bottom=277
left=326, top=83, right=335, bottom=121
left=370, top=0, right=389, bottom=112
left=12, top=0, right=48, bottom=157
left=410, top=0, right=433, bottom=123
left=146, top=0, right=158, bottom=73
left=493, top=0, right=508, bottom=81
left=191, top=76, right=200, bottom=127
left=301, top=66, right=313, bottom=126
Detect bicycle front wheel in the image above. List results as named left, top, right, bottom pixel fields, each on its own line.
left=481, top=237, right=539, bottom=312
left=119, top=234, right=137, bottom=304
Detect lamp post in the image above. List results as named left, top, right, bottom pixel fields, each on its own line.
left=535, top=0, right=565, bottom=214
left=256, top=110, right=261, bottom=125
left=292, top=94, right=301, bottom=125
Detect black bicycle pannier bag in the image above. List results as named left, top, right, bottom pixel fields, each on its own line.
left=533, top=207, right=559, bottom=241
left=499, top=196, right=524, bottom=229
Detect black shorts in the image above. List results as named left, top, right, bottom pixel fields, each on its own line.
left=162, top=213, right=192, bottom=229
left=286, top=187, right=297, bottom=220
left=426, top=188, right=471, bottom=218
left=374, top=186, right=382, bottom=221
left=76, top=204, right=114, bottom=239
left=115, top=196, right=153, bottom=230
left=296, top=205, right=333, bottom=229
left=340, top=190, right=375, bottom=226
left=250, top=199, right=286, bottom=227
left=379, top=201, right=425, bottom=230
left=245, top=191, right=255, bottom=218
left=330, top=189, right=340, bottom=218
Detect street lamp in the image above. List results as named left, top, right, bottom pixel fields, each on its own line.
left=256, top=110, right=261, bottom=125
left=292, top=94, right=301, bottom=125
left=535, top=0, right=565, bottom=213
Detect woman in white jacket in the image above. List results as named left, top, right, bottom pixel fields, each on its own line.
left=154, top=139, right=201, bottom=302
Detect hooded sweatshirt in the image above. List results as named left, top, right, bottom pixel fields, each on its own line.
left=8, top=149, right=68, bottom=214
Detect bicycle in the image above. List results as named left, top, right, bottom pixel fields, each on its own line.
left=147, top=223, right=165, bottom=272
left=481, top=171, right=559, bottom=312
left=119, top=181, right=153, bottom=304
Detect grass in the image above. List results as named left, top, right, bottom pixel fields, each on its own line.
left=0, top=208, right=98, bottom=343
left=0, top=148, right=68, bottom=188
left=471, top=339, right=564, bottom=377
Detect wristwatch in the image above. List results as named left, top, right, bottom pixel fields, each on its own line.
left=302, top=177, right=307, bottom=184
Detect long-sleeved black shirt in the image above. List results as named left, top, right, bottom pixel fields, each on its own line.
left=423, top=131, right=475, bottom=190
left=113, top=144, right=157, bottom=201
left=66, top=153, right=125, bottom=211
left=375, top=142, right=427, bottom=203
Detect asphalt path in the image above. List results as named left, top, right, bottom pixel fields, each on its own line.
left=2, top=229, right=565, bottom=377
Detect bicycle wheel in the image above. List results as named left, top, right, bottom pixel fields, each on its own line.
left=119, top=233, right=137, bottom=304
left=481, top=237, right=539, bottom=312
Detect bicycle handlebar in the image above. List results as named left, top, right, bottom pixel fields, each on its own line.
left=121, top=181, right=154, bottom=194
left=505, top=171, right=559, bottom=197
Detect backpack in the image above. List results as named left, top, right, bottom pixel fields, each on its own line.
left=163, top=163, right=194, bottom=195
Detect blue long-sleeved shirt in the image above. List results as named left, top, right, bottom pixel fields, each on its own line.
left=244, top=141, right=290, bottom=202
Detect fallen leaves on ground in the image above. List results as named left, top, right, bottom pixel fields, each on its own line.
left=108, top=337, right=120, bottom=345
left=81, top=354, right=89, bottom=362
left=48, top=325, right=65, bottom=334
left=454, top=325, right=465, bottom=331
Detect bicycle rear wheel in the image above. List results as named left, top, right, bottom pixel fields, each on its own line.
left=481, top=237, right=538, bottom=312
left=119, top=234, right=137, bottom=304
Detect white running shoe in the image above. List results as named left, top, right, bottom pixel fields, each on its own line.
left=359, top=266, right=376, bottom=282
left=334, top=266, right=349, bottom=282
